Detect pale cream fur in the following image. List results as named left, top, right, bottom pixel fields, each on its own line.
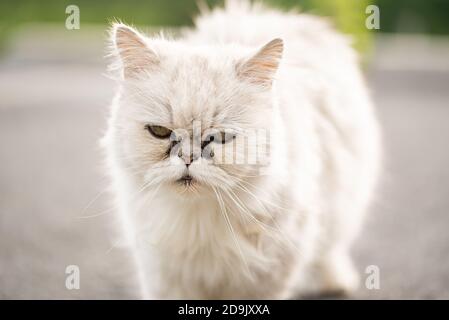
left=103, top=0, right=381, bottom=299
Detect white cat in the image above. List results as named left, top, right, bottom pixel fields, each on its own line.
left=103, top=0, right=381, bottom=299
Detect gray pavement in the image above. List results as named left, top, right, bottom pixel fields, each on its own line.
left=0, top=26, right=448, bottom=299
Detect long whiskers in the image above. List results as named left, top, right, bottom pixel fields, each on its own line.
left=105, top=181, right=163, bottom=255
left=212, top=186, right=251, bottom=275
left=223, top=186, right=298, bottom=250
left=76, top=177, right=159, bottom=220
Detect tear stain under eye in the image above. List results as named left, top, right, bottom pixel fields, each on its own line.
left=161, top=129, right=235, bottom=161
left=165, top=141, right=178, bottom=159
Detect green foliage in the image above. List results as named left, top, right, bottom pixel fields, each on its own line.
left=375, top=0, right=449, bottom=34
left=268, top=0, right=372, bottom=55
left=1, top=0, right=448, bottom=53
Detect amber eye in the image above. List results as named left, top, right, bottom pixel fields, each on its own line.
left=205, top=130, right=236, bottom=145
left=145, top=125, right=172, bottom=139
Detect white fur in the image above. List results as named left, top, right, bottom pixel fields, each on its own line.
left=103, top=1, right=381, bottom=299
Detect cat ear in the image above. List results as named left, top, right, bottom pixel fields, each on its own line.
left=110, top=23, right=159, bottom=78
left=237, top=38, right=283, bottom=87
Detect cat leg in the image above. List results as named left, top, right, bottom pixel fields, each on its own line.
left=296, top=213, right=363, bottom=298
left=311, top=247, right=360, bottom=296
left=132, top=246, right=152, bottom=299
left=307, top=189, right=370, bottom=296
left=309, top=205, right=364, bottom=297
left=294, top=246, right=359, bottom=298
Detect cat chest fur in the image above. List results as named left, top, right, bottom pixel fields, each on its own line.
left=139, top=193, right=291, bottom=298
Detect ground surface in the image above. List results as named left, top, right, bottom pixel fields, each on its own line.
left=0, top=27, right=448, bottom=299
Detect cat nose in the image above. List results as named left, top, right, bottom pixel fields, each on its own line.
left=178, top=149, right=200, bottom=167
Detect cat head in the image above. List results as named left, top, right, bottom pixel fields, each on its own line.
left=107, top=23, right=283, bottom=196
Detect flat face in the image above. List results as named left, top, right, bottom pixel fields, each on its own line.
left=114, top=48, right=274, bottom=195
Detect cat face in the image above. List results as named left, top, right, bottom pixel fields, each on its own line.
left=109, top=23, right=283, bottom=195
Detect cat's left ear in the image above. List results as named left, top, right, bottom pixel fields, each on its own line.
left=109, top=23, right=159, bottom=78
left=237, top=38, right=283, bottom=87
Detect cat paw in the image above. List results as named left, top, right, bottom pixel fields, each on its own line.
left=297, top=252, right=360, bottom=299
left=316, top=253, right=360, bottom=297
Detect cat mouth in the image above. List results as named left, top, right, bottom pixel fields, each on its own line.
left=177, top=174, right=194, bottom=186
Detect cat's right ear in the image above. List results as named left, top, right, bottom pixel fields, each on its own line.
left=236, top=38, right=283, bottom=87
left=109, top=23, right=159, bottom=79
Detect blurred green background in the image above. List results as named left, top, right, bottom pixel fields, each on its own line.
left=0, top=0, right=448, bottom=53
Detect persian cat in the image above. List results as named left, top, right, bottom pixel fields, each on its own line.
left=103, top=0, right=381, bottom=299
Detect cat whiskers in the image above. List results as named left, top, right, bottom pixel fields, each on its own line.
left=76, top=176, right=159, bottom=220
left=222, top=186, right=298, bottom=253
left=212, top=186, right=251, bottom=276
left=222, top=173, right=304, bottom=253
left=105, top=181, right=162, bottom=255
left=234, top=177, right=291, bottom=213
left=179, top=182, right=199, bottom=195
left=222, top=188, right=272, bottom=234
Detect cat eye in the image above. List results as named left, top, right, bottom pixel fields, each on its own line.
left=145, top=125, right=172, bottom=139
left=204, top=130, right=236, bottom=145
